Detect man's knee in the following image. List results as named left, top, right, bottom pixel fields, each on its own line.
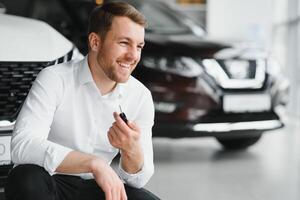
left=5, top=164, right=54, bottom=199
left=125, top=185, right=160, bottom=200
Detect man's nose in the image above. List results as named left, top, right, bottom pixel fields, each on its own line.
left=125, top=47, right=140, bottom=61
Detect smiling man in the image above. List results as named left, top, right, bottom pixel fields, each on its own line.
left=5, top=2, right=159, bottom=200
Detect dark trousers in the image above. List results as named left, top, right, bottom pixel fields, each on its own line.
left=5, top=164, right=160, bottom=200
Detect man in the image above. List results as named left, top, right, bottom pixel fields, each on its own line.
left=5, top=2, right=160, bottom=200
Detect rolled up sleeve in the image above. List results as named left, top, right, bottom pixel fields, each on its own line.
left=11, top=67, right=73, bottom=173
left=117, top=159, right=154, bottom=188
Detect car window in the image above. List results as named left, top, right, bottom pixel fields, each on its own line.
left=138, top=2, right=192, bottom=34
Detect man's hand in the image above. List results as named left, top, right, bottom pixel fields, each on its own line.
left=108, top=112, right=144, bottom=173
left=108, top=112, right=141, bottom=153
left=90, top=158, right=127, bottom=200
left=56, top=151, right=127, bottom=200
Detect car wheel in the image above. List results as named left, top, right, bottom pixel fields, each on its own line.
left=216, top=134, right=262, bottom=150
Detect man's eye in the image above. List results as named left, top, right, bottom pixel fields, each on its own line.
left=120, top=41, right=128, bottom=46
left=137, top=46, right=144, bottom=51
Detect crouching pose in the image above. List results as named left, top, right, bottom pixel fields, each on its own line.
left=5, top=2, right=160, bottom=200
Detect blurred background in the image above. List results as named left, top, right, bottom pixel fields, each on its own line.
left=0, top=0, right=300, bottom=199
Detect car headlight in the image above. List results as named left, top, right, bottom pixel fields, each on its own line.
left=201, top=59, right=266, bottom=89
left=141, top=56, right=203, bottom=77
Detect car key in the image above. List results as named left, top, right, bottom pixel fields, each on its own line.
left=119, top=105, right=128, bottom=124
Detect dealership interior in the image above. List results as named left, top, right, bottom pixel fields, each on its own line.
left=1, top=0, right=300, bottom=199
left=145, top=1, right=300, bottom=199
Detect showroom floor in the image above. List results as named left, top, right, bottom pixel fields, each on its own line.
left=146, top=114, right=300, bottom=200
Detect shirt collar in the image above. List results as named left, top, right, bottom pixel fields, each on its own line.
left=103, top=83, right=125, bottom=100
left=78, top=55, right=94, bottom=85
left=78, top=55, right=125, bottom=99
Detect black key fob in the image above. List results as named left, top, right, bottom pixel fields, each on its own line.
left=119, top=112, right=128, bottom=124
left=119, top=105, right=128, bottom=124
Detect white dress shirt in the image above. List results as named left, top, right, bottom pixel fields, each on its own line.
left=11, top=56, right=155, bottom=188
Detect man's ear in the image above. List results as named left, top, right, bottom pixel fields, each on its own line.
left=88, top=32, right=101, bottom=51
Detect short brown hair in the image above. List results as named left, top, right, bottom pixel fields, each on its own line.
left=88, top=1, right=147, bottom=39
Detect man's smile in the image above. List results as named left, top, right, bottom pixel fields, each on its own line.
left=117, top=61, right=134, bottom=70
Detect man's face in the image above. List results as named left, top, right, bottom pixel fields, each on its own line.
left=96, top=16, right=145, bottom=83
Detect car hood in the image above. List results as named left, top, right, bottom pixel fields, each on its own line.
left=144, top=33, right=267, bottom=60
left=213, top=42, right=268, bottom=60
left=144, top=33, right=231, bottom=57
left=0, top=14, right=73, bottom=62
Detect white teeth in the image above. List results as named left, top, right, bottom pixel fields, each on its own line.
left=118, top=62, right=133, bottom=68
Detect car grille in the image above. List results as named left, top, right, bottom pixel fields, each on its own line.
left=0, top=48, right=74, bottom=122
left=0, top=61, right=54, bottom=121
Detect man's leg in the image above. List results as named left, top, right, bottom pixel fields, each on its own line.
left=76, top=179, right=160, bottom=200
left=5, top=164, right=57, bottom=200
left=5, top=164, right=86, bottom=200
left=125, top=185, right=161, bottom=200
left=5, top=164, right=160, bottom=200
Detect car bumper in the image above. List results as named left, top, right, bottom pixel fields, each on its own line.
left=0, top=121, right=15, bottom=185
left=0, top=132, right=13, bottom=187
left=153, top=111, right=284, bottom=137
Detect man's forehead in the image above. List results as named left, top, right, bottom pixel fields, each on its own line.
left=109, top=16, right=145, bottom=41
left=111, top=16, right=144, bottom=30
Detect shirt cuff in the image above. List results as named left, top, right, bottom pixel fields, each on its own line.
left=43, top=142, right=73, bottom=174
left=117, top=162, right=145, bottom=186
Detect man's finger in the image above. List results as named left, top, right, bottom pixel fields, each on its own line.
left=121, top=186, right=127, bottom=200
left=110, top=126, right=119, bottom=137
left=115, top=188, right=120, bottom=200
left=113, top=112, right=130, bottom=132
left=110, top=188, right=115, bottom=200
left=112, top=123, right=127, bottom=137
left=108, top=128, right=118, bottom=146
left=107, top=132, right=114, bottom=145
left=104, top=188, right=112, bottom=200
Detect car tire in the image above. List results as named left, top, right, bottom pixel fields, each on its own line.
left=216, top=134, right=262, bottom=150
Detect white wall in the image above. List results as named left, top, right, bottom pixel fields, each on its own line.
left=207, top=0, right=273, bottom=47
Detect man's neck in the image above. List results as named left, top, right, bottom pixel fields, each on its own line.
left=87, top=54, right=117, bottom=95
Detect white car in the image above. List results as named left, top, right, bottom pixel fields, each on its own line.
left=0, top=12, right=83, bottom=185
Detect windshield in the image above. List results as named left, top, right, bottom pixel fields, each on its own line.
left=104, top=0, right=205, bottom=35
left=136, top=2, right=193, bottom=34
